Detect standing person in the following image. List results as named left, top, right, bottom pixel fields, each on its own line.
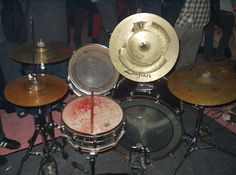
left=20, top=0, right=69, bottom=81
left=0, top=65, right=21, bottom=166
left=91, top=0, right=118, bottom=47
left=67, top=0, right=99, bottom=50
left=174, top=0, right=211, bottom=70
left=0, top=0, right=28, bottom=116
left=162, top=0, right=185, bottom=26
left=136, top=0, right=163, bottom=15
left=203, top=0, right=236, bottom=61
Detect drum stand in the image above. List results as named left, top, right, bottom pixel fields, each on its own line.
left=16, top=106, right=68, bottom=175
left=173, top=106, right=236, bottom=175
left=128, top=144, right=148, bottom=175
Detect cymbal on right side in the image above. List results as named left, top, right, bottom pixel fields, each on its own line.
left=167, top=63, right=236, bottom=106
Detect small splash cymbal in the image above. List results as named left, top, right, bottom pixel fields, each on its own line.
left=167, top=63, right=236, bottom=106
left=4, top=74, right=68, bottom=107
left=10, top=41, right=73, bottom=64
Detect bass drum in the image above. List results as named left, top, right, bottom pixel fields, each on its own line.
left=113, top=77, right=183, bottom=160
left=113, top=77, right=183, bottom=114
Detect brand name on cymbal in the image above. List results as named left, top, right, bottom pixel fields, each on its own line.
left=124, top=70, right=151, bottom=78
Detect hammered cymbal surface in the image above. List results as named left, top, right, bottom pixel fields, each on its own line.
left=167, top=64, right=236, bottom=106
left=10, top=42, right=73, bottom=64
left=4, top=74, right=68, bottom=107
left=109, top=13, right=179, bottom=82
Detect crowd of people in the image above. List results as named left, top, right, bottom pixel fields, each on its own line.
left=0, top=0, right=236, bottom=168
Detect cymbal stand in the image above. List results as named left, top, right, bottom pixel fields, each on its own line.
left=173, top=106, right=236, bottom=175
left=89, top=151, right=97, bottom=175
left=16, top=107, right=65, bottom=175
left=47, top=106, right=68, bottom=158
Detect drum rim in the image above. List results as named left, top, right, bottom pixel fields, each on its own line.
left=61, top=95, right=124, bottom=136
left=115, top=95, right=183, bottom=160
left=68, top=44, right=120, bottom=95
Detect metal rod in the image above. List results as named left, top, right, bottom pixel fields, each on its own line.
left=90, top=91, right=94, bottom=134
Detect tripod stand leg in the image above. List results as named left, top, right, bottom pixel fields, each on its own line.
left=47, top=106, right=68, bottom=159
left=173, top=106, right=204, bottom=175
left=16, top=129, right=39, bottom=175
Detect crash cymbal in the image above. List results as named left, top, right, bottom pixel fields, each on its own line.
left=10, top=41, right=73, bottom=64
left=109, top=13, right=179, bottom=82
left=167, top=63, right=236, bottom=106
left=4, top=74, right=68, bottom=107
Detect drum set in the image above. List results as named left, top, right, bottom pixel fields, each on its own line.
left=4, top=13, right=236, bottom=175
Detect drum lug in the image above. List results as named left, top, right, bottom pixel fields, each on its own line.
left=58, top=124, right=64, bottom=131
left=68, top=82, right=73, bottom=91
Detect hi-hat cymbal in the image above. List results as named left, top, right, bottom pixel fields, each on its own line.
left=10, top=41, right=73, bottom=64
left=4, top=74, right=68, bottom=107
left=167, top=63, right=236, bottom=106
left=109, top=13, right=179, bottom=82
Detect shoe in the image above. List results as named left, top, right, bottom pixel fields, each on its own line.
left=0, top=137, right=21, bottom=149
left=16, top=111, right=28, bottom=118
left=0, top=155, right=7, bottom=167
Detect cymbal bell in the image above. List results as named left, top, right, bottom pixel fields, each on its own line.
left=10, top=41, right=73, bottom=64
left=4, top=74, right=68, bottom=107
left=167, top=63, right=236, bottom=106
left=109, top=13, right=179, bottom=82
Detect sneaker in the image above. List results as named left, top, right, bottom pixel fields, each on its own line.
left=0, top=155, right=7, bottom=167
left=0, top=137, right=21, bottom=149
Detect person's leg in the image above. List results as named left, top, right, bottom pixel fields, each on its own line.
left=0, top=116, right=5, bottom=142
left=203, top=21, right=215, bottom=58
left=175, top=23, right=204, bottom=69
left=215, top=12, right=234, bottom=59
left=94, top=0, right=118, bottom=46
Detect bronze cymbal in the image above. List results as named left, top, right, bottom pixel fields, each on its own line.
left=4, top=74, right=68, bottom=107
left=10, top=41, right=73, bottom=64
left=167, top=63, right=236, bottom=106
left=109, top=13, right=179, bottom=82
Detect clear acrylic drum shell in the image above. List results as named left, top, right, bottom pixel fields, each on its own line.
left=61, top=95, right=125, bottom=153
left=68, top=44, right=119, bottom=96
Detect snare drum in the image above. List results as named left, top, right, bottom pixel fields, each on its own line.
left=61, top=95, right=125, bottom=153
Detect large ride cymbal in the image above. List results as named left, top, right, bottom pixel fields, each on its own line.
left=167, top=63, right=236, bottom=106
left=10, top=41, right=73, bottom=64
left=109, top=13, right=179, bottom=82
left=4, top=74, right=68, bottom=107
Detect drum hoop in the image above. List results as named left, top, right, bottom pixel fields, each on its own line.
left=116, top=95, right=183, bottom=160
left=62, top=95, right=124, bottom=136
left=68, top=44, right=120, bottom=95
left=62, top=117, right=125, bottom=137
